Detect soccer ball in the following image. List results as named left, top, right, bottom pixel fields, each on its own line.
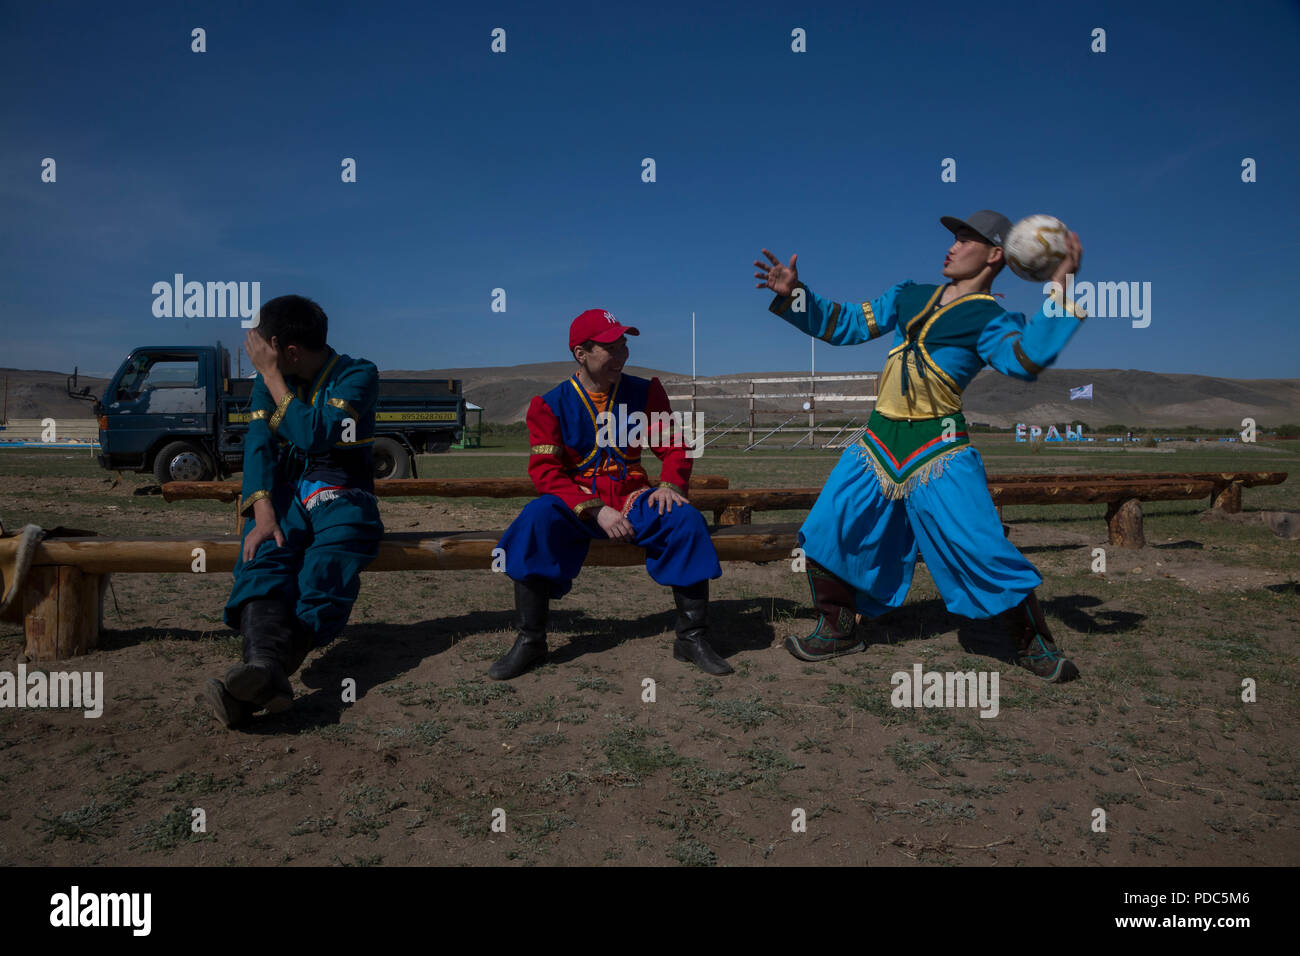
left=1004, top=214, right=1069, bottom=282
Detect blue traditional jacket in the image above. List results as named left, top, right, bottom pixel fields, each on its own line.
left=770, top=281, right=1085, bottom=421
left=240, top=348, right=379, bottom=515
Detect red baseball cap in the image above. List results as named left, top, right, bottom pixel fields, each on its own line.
left=569, top=309, right=640, bottom=351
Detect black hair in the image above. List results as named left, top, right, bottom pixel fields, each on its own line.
left=255, top=295, right=329, bottom=351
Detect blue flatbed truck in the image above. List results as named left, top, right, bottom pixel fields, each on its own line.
left=67, top=342, right=464, bottom=482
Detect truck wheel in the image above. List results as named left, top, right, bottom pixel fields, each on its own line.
left=372, top=437, right=411, bottom=480
left=154, top=441, right=214, bottom=483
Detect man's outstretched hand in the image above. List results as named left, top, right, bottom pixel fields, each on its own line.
left=754, top=249, right=799, bottom=297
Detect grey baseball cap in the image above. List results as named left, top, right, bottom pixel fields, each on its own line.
left=940, top=209, right=1012, bottom=247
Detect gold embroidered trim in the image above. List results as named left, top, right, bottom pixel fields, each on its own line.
left=622, top=486, right=651, bottom=516
left=658, top=480, right=686, bottom=496
left=864, top=302, right=880, bottom=339
left=573, top=497, right=604, bottom=517
left=269, top=393, right=294, bottom=432
left=821, top=301, right=842, bottom=342
left=240, top=489, right=271, bottom=516
left=1013, top=341, right=1044, bottom=375
left=853, top=441, right=975, bottom=501
left=531, top=444, right=561, bottom=455
left=310, top=354, right=341, bottom=406
left=772, top=285, right=797, bottom=315
left=249, top=409, right=269, bottom=422
left=1048, top=287, right=1088, bottom=320
left=916, top=293, right=994, bottom=393
left=327, top=396, right=359, bottom=419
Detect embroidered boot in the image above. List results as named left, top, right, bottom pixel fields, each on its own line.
left=1006, top=592, right=1079, bottom=683
left=489, top=578, right=550, bottom=680
left=784, top=560, right=866, bottom=662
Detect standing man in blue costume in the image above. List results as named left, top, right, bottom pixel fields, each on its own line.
left=754, top=210, right=1085, bottom=681
left=201, top=295, right=385, bottom=728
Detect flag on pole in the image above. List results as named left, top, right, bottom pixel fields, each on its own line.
left=1069, top=384, right=1093, bottom=400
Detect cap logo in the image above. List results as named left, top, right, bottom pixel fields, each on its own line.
left=603, top=311, right=616, bottom=323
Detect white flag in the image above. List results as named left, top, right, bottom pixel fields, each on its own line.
left=1069, top=384, right=1093, bottom=400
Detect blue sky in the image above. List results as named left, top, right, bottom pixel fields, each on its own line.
left=2, top=0, right=1298, bottom=379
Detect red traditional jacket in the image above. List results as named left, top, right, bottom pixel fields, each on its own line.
left=527, top=373, right=693, bottom=516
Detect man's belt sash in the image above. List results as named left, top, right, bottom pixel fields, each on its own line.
left=853, top=410, right=973, bottom=500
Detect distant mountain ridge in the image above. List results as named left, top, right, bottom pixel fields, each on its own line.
left=5, top=364, right=1299, bottom=430
left=385, top=364, right=1300, bottom=429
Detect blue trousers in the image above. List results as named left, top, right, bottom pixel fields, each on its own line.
left=497, top=494, right=722, bottom=598
left=799, top=445, right=1041, bottom=620
left=224, top=489, right=384, bottom=647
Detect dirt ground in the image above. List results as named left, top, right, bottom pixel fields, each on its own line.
left=1, top=456, right=1298, bottom=867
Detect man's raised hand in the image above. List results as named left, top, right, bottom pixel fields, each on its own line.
left=243, top=328, right=280, bottom=378
left=754, top=249, right=799, bottom=296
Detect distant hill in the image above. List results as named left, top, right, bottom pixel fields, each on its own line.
left=390, top=364, right=1300, bottom=429
left=0, top=368, right=107, bottom=423
left=6, top=364, right=1300, bottom=430
left=961, top=368, right=1300, bottom=429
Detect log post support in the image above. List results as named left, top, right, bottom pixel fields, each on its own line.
left=715, top=505, right=753, bottom=527
left=1105, top=497, right=1145, bottom=549
left=1212, top=480, right=1243, bottom=513
left=23, top=566, right=102, bottom=662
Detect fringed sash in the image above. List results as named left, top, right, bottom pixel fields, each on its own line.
left=853, top=410, right=974, bottom=500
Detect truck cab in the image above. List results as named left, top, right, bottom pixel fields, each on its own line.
left=73, top=342, right=464, bottom=483
left=96, top=345, right=222, bottom=482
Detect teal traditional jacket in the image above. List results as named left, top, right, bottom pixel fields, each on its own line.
left=240, top=349, right=379, bottom=515
left=770, top=281, right=1085, bottom=421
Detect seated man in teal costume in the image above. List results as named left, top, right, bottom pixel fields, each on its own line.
left=201, top=295, right=384, bottom=727
left=754, top=211, right=1085, bottom=682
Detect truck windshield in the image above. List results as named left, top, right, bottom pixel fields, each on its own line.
left=118, top=358, right=199, bottom=398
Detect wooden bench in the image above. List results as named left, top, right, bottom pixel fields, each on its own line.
left=162, top=476, right=732, bottom=534
left=651, top=472, right=1287, bottom=543
left=0, top=525, right=798, bottom=663
left=164, top=471, right=1287, bottom=544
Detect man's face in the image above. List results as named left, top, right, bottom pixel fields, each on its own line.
left=943, top=228, right=1000, bottom=279
left=577, top=336, right=629, bottom=383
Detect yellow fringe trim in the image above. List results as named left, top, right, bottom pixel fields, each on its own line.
left=852, top=441, right=974, bottom=500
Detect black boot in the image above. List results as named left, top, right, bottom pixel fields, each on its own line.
left=199, top=677, right=252, bottom=729
left=784, top=559, right=866, bottom=662
left=489, top=578, right=549, bottom=680
left=263, top=619, right=317, bottom=714
left=201, top=599, right=299, bottom=728
left=671, top=581, right=733, bottom=676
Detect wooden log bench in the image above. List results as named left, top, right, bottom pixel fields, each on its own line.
left=0, top=525, right=798, bottom=663
left=673, top=473, right=1287, bottom=542
left=162, top=475, right=732, bottom=535
left=163, top=471, right=1287, bottom=544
